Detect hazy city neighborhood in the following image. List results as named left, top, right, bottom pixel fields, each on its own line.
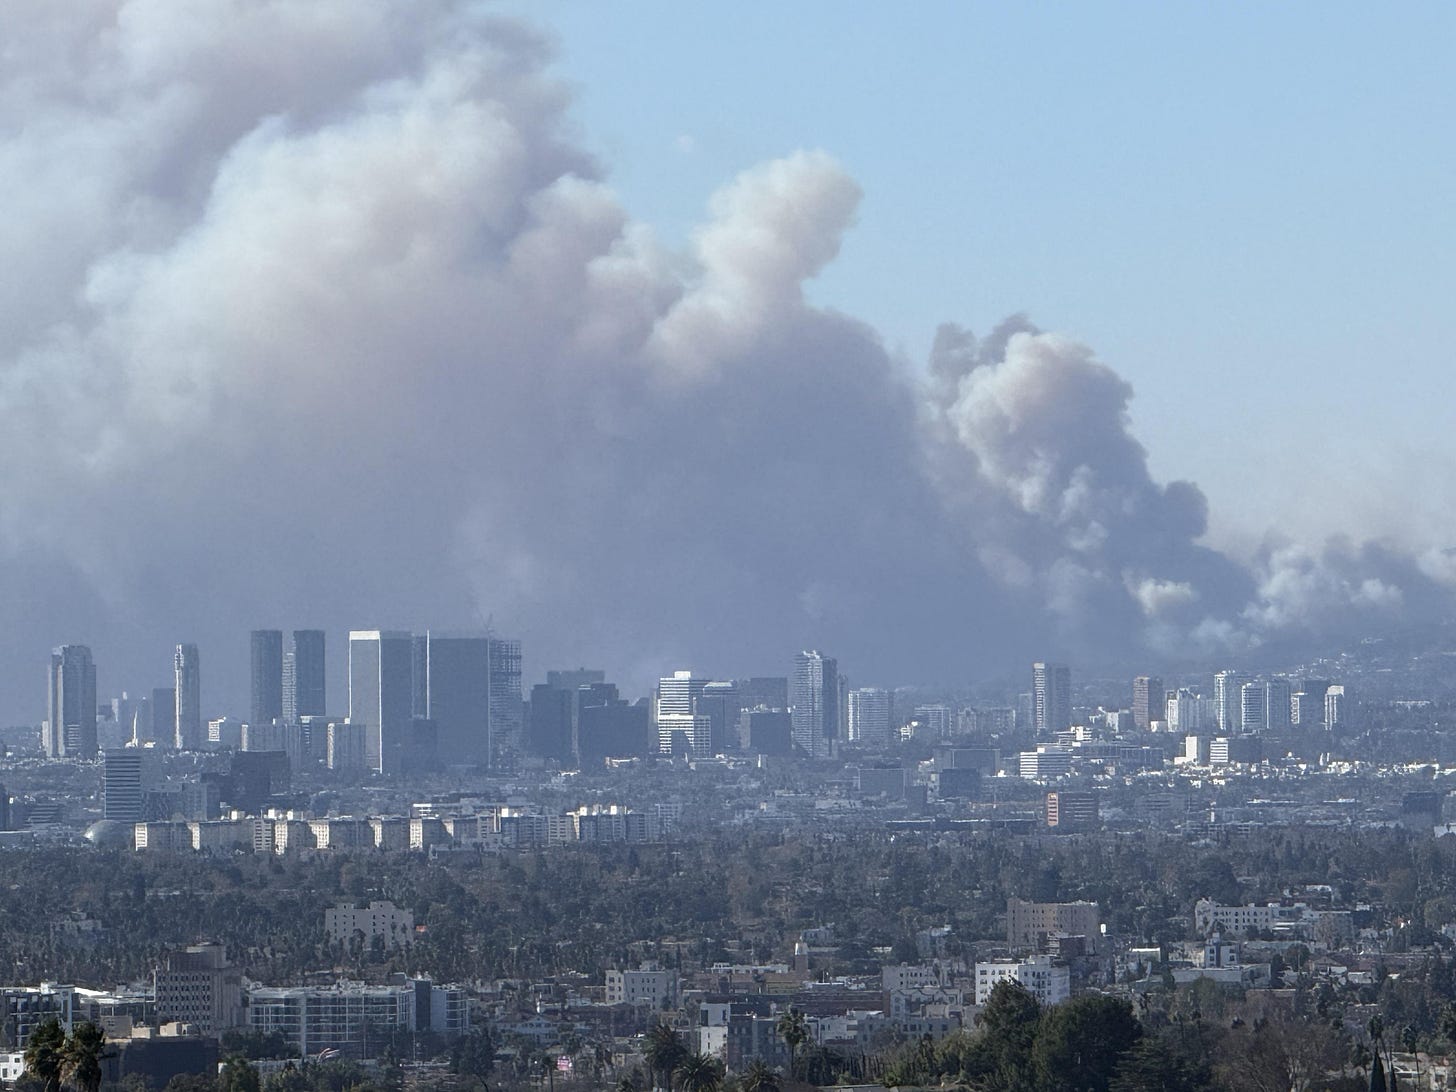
left=8, top=627, right=1456, bottom=1089
left=2, top=2, right=1452, bottom=1092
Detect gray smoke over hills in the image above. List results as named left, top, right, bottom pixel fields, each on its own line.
left=0, top=1, right=1450, bottom=720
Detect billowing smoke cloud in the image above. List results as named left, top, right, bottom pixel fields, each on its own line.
left=0, top=1, right=1448, bottom=719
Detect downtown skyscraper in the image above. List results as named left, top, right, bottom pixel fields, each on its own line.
left=791, top=650, right=839, bottom=759
left=46, top=644, right=97, bottom=759
left=487, top=637, right=523, bottom=767
left=417, top=633, right=491, bottom=767
left=250, top=630, right=284, bottom=728
left=174, top=644, right=203, bottom=750
left=348, top=630, right=413, bottom=774
left=283, top=630, right=326, bottom=721
left=1032, top=662, right=1071, bottom=735
left=1132, top=675, right=1164, bottom=731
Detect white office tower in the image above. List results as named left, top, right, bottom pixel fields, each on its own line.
left=656, top=671, right=710, bottom=757
left=349, top=631, right=414, bottom=774
left=1032, top=662, right=1071, bottom=735
left=791, top=651, right=840, bottom=758
left=174, top=644, right=203, bottom=750
left=1324, top=685, right=1350, bottom=730
left=847, top=688, right=892, bottom=746
left=1213, top=671, right=1246, bottom=734
left=1239, top=681, right=1266, bottom=733
left=1265, top=677, right=1292, bottom=732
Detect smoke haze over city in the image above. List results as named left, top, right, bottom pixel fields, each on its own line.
left=1, top=0, right=1453, bottom=721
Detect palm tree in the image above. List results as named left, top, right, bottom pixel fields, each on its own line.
left=60, top=1022, right=105, bottom=1092
left=675, top=1054, right=724, bottom=1092
left=644, top=1024, right=687, bottom=1092
left=775, top=1009, right=808, bottom=1079
left=737, top=1059, right=781, bottom=1092
left=23, top=1018, right=67, bottom=1092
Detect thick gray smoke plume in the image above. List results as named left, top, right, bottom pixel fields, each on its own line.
left=0, top=1, right=1448, bottom=718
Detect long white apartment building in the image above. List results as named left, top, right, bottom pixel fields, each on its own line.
left=247, top=978, right=467, bottom=1056
left=606, top=965, right=679, bottom=1009
left=973, top=955, right=1070, bottom=1006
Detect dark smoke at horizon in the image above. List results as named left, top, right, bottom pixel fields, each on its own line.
left=1, top=1, right=1451, bottom=723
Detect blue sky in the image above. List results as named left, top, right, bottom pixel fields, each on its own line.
left=494, top=2, right=1456, bottom=550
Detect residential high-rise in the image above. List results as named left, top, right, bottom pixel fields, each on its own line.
left=1032, top=662, right=1071, bottom=735
left=174, top=644, right=202, bottom=750
left=1324, top=685, right=1350, bottom=730
left=1240, top=681, right=1267, bottom=733
left=1212, top=670, right=1246, bottom=734
left=101, top=750, right=146, bottom=822
left=420, top=634, right=491, bottom=766
left=283, top=630, right=326, bottom=721
left=1131, top=676, right=1164, bottom=730
left=153, top=943, right=243, bottom=1036
left=487, top=637, right=523, bottom=767
left=46, top=645, right=97, bottom=759
left=250, top=630, right=284, bottom=729
left=349, top=631, right=414, bottom=774
left=791, top=651, right=839, bottom=758
left=913, top=704, right=952, bottom=738
left=847, top=687, right=892, bottom=746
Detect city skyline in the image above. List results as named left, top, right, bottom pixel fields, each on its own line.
left=0, top=4, right=1453, bottom=728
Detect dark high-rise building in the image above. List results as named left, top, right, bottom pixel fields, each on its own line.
left=1132, top=675, right=1164, bottom=731
left=1032, top=662, right=1071, bottom=735
left=149, top=688, right=175, bottom=746
left=743, top=709, right=793, bottom=755
left=1265, top=677, right=1293, bottom=732
left=230, top=750, right=291, bottom=811
left=283, top=630, right=326, bottom=721
left=422, top=634, right=491, bottom=766
left=578, top=701, right=651, bottom=765
left=0, top=783, right=10, bottom=831
left=250, top=630, right=284, bottom=729
left=102, top=750, right=146, bottom=822
left=47, top=644, right=98, bottom=759
left=527, top=684, right=574, bottom=765
left=174, top=644, right=202, bottom=750
left=738, top=676, right=789, bottom=711
left=411, top=634, right=431, bottom=719
left=697, top=681, right=741, bottom=754
left=791, top=651, right=839, bottom=758
left=547, top=668, right=605, bottom=691
left=349, top=630, right=413, bottom=774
